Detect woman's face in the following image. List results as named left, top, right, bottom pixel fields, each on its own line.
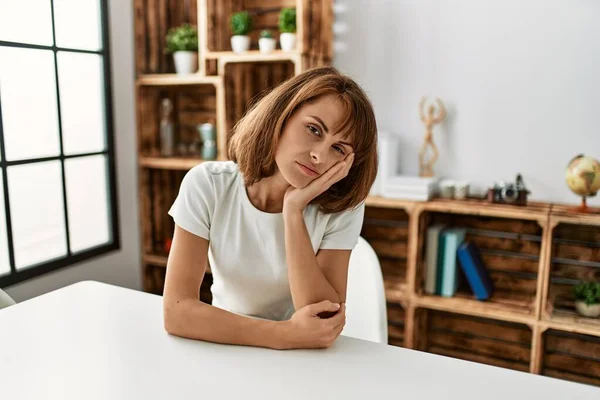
left=275, top=94, right=355, bottom=188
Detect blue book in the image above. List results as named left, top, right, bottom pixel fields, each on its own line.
left=440, top=228, right=466, bottom=297
left=457, top=241, right=494, bottom=300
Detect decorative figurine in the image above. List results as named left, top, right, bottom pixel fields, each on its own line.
left=418, top=96, right=446, bottom=177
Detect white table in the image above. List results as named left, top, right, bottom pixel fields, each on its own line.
left=1, top=281, right=598, bottom=399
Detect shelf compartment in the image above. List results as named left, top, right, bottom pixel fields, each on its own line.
left=362, top=206, right=410, bottom=303
left=387, top=303, right=406, bottom=348
left=542, top=329, right=600, bottom=387
left=543, top=220, right=600, bottom=336
left=414, top=309, right=533, bottom=372
left=415, top=210, right=545, bottom=318
left=137, top=83, right=224, bottom=160
left=134, top=0, right=198, bottom=75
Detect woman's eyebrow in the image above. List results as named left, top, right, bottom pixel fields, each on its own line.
left=309, top=115, right=329, bottom=133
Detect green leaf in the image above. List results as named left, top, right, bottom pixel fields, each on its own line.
left=278, top=8, right=296, bottom=33
left=573, top=281, right=600, bottom=305
left=165, top=23, right=198, bottom=53
left=230, top=11, right=253, bottom=36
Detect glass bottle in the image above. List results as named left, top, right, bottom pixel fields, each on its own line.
left=198, top=122, right=217, bottom=160
left=160, top=98, right=174, bottom=156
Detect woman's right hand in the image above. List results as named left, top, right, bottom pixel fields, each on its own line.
left=278, top=300, right=346, bottom=350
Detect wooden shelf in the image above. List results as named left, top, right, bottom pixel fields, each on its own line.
left=420, top=197, right=551, bottom=222
left=414, top=293, right=536, bottom=326
left=205, top=50, right=301, bottom=62
left=384, top=276, right=408, bottom=304
left=136, top=74, right=222, bottom=86
left=365, top=195, right=418, bottom=212
left=139, top=156, right=207, bottom=170
left=543, top=311, right=600, bottom=337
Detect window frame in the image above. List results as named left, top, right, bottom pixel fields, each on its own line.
left=0, top=0, right=120, bottom=288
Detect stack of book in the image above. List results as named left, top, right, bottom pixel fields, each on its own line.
left=382, top=175, right=439, bottom=202
left=424, top=225, right=494, bottom=300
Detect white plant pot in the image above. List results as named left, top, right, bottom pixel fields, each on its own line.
left=279, top=32, right=296, bottom=52
left=258, top=37, right=276, bottom=54
left=173, top=51, right=198, bottom=75
left=575, top=300, right=600, bottom=318
left=230, top=35, right=250, bottom=53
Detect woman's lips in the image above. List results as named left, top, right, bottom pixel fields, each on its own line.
left=296, top=162, right=319, bottom=177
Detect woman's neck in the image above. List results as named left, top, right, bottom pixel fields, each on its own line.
left=245, top=172, right=290, bottom=214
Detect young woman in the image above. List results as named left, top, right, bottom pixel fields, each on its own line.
left=163, top=66, right=378, bottom=350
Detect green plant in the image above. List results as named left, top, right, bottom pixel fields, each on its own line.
left=165, top=23, right=198, bottom=53
left=573, top=281, right=600, bottom=306
left=260, top=30, right=273, bottom=39
left=230, top=11, right=253, bottom=36
left=278, top=7, right=296, bottom=33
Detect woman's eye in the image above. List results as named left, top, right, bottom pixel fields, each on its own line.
left=308, top=125, right=321, bottom=136
left=334, top=146, right=345, bottom=155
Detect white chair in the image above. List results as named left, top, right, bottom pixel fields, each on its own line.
left=0, top=288, right=16, bottom=310
left=341, top=236, right=388, bottom=344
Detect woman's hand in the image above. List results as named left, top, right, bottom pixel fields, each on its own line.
left=283, top=153, right=355, bottom=214
left=277, top=300, right=346, bottom=350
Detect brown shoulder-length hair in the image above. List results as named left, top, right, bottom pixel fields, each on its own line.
left=228, top=66, right=378, bottom=214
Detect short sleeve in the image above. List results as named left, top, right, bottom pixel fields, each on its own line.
left=319, top=202, right=365, bottom=250
left=167, top=164, right=215, bottom=240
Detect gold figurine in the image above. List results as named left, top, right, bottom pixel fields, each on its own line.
left=418, top=97, right=446, bottom=177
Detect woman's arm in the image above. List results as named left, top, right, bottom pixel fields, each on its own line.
left=283, top=209, right=348, bottom=311
left=163, top=225, right=346, bottom=349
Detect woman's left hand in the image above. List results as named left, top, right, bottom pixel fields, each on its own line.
left=283, top=153, right=355, bottom=214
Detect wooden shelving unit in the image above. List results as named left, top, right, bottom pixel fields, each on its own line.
left=133, top=0, right=599, bottom=388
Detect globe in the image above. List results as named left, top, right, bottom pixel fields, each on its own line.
left=565, top=154, right=600, bottom=211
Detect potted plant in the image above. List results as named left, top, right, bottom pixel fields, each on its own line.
left=258, top=30, right=276, bottom=54
left=573, top=281, right=600, bottom=318
left=165, top=23, right=198, bottom=75
left=278, top=7, right=296, bottom=52
left=230, top=11, right=252, bottom=53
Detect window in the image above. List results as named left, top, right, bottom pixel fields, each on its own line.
left=0, top=0, right=119, bottom=287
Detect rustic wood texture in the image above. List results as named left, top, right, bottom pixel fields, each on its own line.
left=223, top=61, right=294, bottom=136
left=387, top=303, right=405, bottom=347
left=421, top=310, right=532, bottom=372
left=134, top=0, right=198, bottom=75
left=542, top=329, right=600, bottom=387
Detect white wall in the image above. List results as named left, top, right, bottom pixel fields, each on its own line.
left=5, top=0, right=140, bottom=301
left=334, top=0, right=600, bottom=205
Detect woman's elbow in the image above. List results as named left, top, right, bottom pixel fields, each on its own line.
left=163, top=298, right=182, bottom=335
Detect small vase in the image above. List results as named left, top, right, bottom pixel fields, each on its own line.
left=575, top=300, right=600, bottom=318
left=231, top=35, right=250, bottom=53
left=259, top=37, right=276, bottom=54
left=173, top=51, right=198, bottom=75
left=279, top=32, right=296, bottom=51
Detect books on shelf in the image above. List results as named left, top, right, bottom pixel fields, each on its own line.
left=425, top=224, right=446, bottom=295
left=439, top=228, right=466, bottom=297
left=457, top=241, right=494, bottom=300
left=423, top=226, right=494, bottom=300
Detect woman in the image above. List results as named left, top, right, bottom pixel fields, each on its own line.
left=163, top=66, right=378, bottom=350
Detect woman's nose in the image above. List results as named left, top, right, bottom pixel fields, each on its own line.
left=310, top=145, right=327, bottom=164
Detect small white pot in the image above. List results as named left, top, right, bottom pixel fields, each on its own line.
left=258, top=37, right=276, bottom=54
left=279, top=32, right=296, bottom=52
left=230, top=35, right=250, bottom=53
left=173, top=51, right=198, bottom=75
left=575, top=300, right=600, bottom=318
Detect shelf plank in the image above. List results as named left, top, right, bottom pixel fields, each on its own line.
left=542, top=311, right=600, bottom=337
left=365, top=195, right=417, bottom=211
left=384, top=276, right=408, bottom=304
left=206, top=50, right=301, bottom=63
left=414, top=293, right=536, bottom=325
left=139, top=156, right=205, bottom=170
left=420, top=198, right=551, bottom=222
left=136, top=74, right=222, bottom=86
left=550, top=203, right=600, bottom=227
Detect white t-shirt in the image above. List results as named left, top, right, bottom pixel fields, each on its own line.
left=168, top=161, right=365, bottom=321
